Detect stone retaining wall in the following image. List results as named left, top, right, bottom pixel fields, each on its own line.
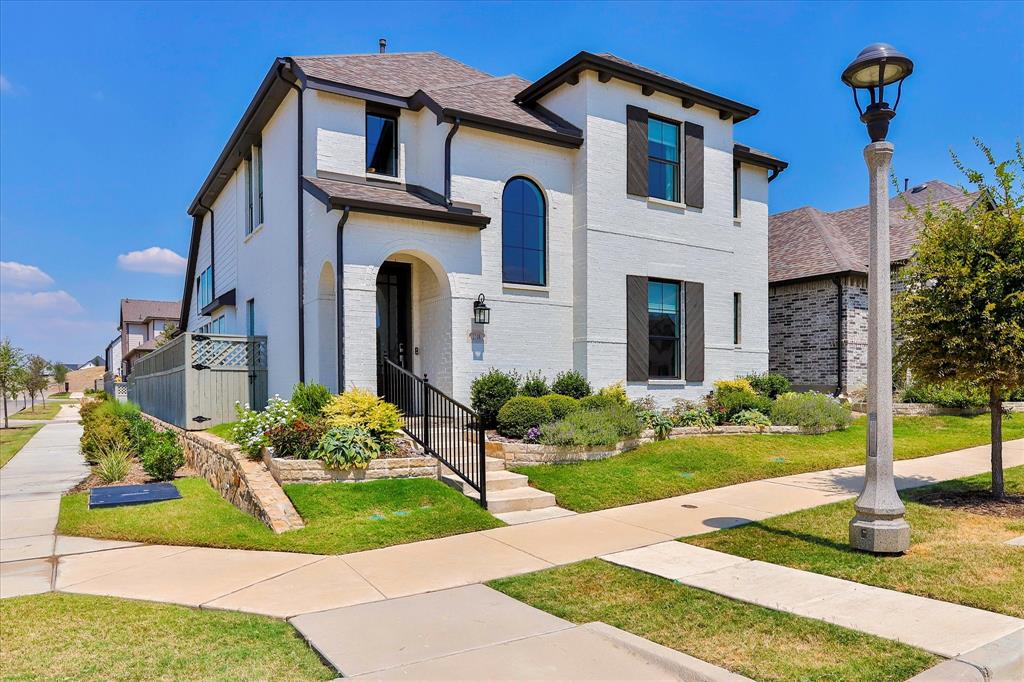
left=263, top=450, right=438, bottom=485
left=487, top=425, right=802, bottom=465
left=141, top=414, right=304, bottom=533
left=851, top=402, right=988, bottom=417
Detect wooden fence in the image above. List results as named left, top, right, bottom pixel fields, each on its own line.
left=128, top=333, right=268, bottom=430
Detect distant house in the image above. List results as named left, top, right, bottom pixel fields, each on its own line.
left=118, top=299, right=181, bottom=376
left=104, top=336, right=123, bottom=379
left=768, top=180, right=978, bottom=393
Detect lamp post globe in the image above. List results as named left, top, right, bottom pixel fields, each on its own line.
left=844, top=43, right=913, bottom=554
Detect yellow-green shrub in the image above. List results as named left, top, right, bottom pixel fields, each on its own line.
left=323, top=388, right=403, bottom=452
left=713, top=378, right=756, bottom=396
left=595, top=381, right=629, bottom=407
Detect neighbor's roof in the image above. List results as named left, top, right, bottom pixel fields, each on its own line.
left=120, top=299, right=181, bottom=325
left=769, top=180, right=979, bottom=284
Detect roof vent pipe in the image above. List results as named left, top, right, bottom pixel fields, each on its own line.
left=379, top=38, right=387, bottom=54
left=903, top=178, right=909, bottom=192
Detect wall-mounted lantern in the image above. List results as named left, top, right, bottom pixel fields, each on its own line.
left=473, top=294, right=491, bottom=324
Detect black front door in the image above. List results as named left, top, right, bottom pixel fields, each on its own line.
left=376, top=262, right=412, bottom=388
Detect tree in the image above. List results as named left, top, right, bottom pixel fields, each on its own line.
left=0, top=338, right=26, bottom=429
left=52, top=363, right=69, bottom=389
left=155, top=323, right=178, bottom=348
left=894, top=139, right=1024, bottom=498
left=24, top=355, right=51, bottom=408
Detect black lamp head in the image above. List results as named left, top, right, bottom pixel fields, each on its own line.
left=841, top=43, right=914, bottom=142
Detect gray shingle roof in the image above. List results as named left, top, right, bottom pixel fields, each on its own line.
left=120, top=299, right=180, bottom=325
left=302, top=176, right=489, bottom=227
left=769, top=180, right=979, bottom=283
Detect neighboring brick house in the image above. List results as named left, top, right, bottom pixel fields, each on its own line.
left=179, top=49, right=787, bottom=405
left=768, top=180, right=978, bottom=393
left=118, top=299, right=181, bottom=376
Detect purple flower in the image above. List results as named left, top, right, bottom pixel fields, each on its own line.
left=524, top=426, right=541, bottom=443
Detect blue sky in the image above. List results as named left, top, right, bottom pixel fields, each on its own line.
left=1, top=0, right=1021, bottom=363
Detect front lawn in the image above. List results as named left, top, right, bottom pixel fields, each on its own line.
left=13, top=402, right=61, bottom=420
left=1, top=424, right=43, bottom=468
left=689, top=467, right=1024, bottom=617
left=204, top=421, right=236, bottom=440
left=513, top=414, right=1024, bottom=512
left=58, top=476, right=502, bottom=554
left=0, top=592, right=333, bottom=681
left=489, top=560, right=937, bottom=682
left=49, top=391, right=70, bottom=399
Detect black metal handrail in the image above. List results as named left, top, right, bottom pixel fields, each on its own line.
left=380, top=357, right=487, bottom=508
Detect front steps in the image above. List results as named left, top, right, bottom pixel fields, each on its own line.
left=441, top=458, right=558, bottom=515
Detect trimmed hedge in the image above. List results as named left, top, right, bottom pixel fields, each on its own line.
left=497, top=396, right=553, bottom=439
left=551, top=370, right=591, bottom=399
left=539, top=393, right=579, bottom=420
left=471, top=369, right=520, bottom=428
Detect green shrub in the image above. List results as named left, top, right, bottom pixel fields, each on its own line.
left=578, top=394, right=619, bottom=412
left=648, top=412, right=674, bottom=440
left=266, top=417, right=327, bottom=458
left=312, top=426, right=380, bottom=469
left=539, top=405, right=642, bottom=447
left=718, top=391, right=773, bottom=419
left=744, top=372, right=791, bottom=399
left=95, top=448, right=132, bottom=483
left=290, top=382, right=333, bottom=418
left=231, top=397, right=299, bottom=458
left=770, top=392, right=852, bottom=433
left=595, top=381, right=629, bottom=407
left=677, top=407, right=717, bottom=431
left=551, top=370, right=591, bottom=399
left=79, top=400, right=138, bottom=465
left=731, top=409, right=772, bottom=431
left=141, top=431, right=184, bottom=481
left=519, top=372, right=550, bottom=397
left=323, top=388, right=402, bottom=452
left=899, top=381, right=987, bottom=408
left=470, top=369, right=520, bottom=428
left=497, top=396, right=554, bottom=439
left=539, top=393, right=579, bottom=420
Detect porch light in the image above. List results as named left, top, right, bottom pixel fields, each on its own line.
left=841, top=43, right=913, bottom=142
left=473, top=294, right=491, bottom=324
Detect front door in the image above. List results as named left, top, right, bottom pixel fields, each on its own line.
left=376, top=262, right=412, bottom=389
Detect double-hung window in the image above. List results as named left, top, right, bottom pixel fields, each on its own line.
left=648, top=117, right=680, bottom=202
left=366, top=112, right=398, bottom=177
left=648, top=280, right=681, bottom=378
left=197, top=266, right=213, bottom=311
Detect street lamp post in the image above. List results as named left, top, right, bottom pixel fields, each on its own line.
left=841, top=43, right=914, bottom=554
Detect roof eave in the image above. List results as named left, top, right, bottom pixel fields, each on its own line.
left=515, top=51, right=759, bottom=123
left=303, top=177, right=490, bottom=228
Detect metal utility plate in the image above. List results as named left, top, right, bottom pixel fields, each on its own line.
left=89, top=483, right=181, bottom=509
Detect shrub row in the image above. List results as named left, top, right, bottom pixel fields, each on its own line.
left=79, top=398, right=184, bottom=483
left=471, top=369, right=592, bottom=428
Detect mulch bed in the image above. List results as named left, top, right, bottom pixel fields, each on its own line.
left=912, top=490, right=1024, bottom=518
left=69, top=461, right=196, bottom=494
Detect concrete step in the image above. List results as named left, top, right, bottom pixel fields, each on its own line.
left=485, top=456, right=505, bottom=472
left=466, top=486, right=557, bottom=514
left=441, top=470, right=529, bottom=494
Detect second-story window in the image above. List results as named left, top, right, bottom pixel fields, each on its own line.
left=648, top=117, right=680, bottom=202
left=502, top=177, right=546, bottom=286
left=245, top=145, right=264, bottom=235
left=366, top=112, right=398, bottom=177
left=197, top=266, right=213, bottom=310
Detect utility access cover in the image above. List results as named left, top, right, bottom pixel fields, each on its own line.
left=89, top=483, right=181, bottom=509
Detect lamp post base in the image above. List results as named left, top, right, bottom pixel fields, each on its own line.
left=849, top=513, right=910, bottom=554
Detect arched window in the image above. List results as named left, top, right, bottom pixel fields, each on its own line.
left=502, top=177, right=546, bottom=286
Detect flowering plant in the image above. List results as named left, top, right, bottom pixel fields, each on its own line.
left=231, top=396, right=299, bottom=458
left=524, top=426, right=541, bottom=443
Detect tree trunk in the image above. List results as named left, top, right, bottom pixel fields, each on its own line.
left=990, top=384, right=1004, bottom=499
left=2, top=388, right=8, bottom=429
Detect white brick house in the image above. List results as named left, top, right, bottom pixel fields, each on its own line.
left=178, top=50, right=786, bottom=405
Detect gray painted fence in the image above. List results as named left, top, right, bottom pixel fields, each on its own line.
left=128, top=333, right=268, bottom=430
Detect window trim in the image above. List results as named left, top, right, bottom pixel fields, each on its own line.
left=733, top=291, right=742, bottom=346
left=245, top=155, right=254, bottom=235
left=501, top=176, right=548, bottom=287
left=197, top=266, right=213, bottom=312
left=365, top=111, right=399, bottom=178
left=254, top=143, right=263, bottom=227
left=733, top=162, right=742, bottom=220
left=648, top=278, right=682, bottom=380
left=647, top=115, right=681, bottom=203
left=246, top=298, right=255, bottom=337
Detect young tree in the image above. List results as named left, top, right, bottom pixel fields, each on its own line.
left=0, top=338, right=26, bottom=428
left=895, top=140, right=1024, bottom=498
left=24, top=355, right=51, bottom=408
left=52, top=363, right=69, bottom=389
left=155, top=323, right=178, bottom=348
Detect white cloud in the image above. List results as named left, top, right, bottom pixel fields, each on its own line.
left=117, top=246, right=186, bottom=275
left=0, top=261, right=56, bottom=289
left=1, top=289, right=83, bottom=316
left=0, top=74, right=11, bottom=93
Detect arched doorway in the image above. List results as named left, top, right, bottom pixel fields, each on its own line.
left=375, top=252, right=453, bottom=395
left=316, top=262, right=337, bottom=392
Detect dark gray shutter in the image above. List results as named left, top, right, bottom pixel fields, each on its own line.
left=684, top=281, right=705, bottom=382
left=626, top=275, right=649, bottom=382
left=684, top=122, right=704, bottom=208
left=626, top=106, right=649, bottom=197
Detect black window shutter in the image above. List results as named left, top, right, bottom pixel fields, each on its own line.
left=684, top=281, right=705, bottom=382
left=626, top=275, right=649, bottom=382
left=684, top=122, right=704, bottom=208
left=626, top=106, right=649, bottom=197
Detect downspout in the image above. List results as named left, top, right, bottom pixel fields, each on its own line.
left=834, top=275, right=844, bottom=395
left=336, top=206, right=351, bottom=391
left=279, top=63, right=306, bottom=382
left=443, top=117, right=461, bottom=204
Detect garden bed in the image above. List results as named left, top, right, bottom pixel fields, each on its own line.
left=263, top=446, right=437, bottom=484
left=851, top=402, right=988, bottom=417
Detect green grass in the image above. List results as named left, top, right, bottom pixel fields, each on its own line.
left=489, top=560, right=937, bottom=682
left=689, top=467, right=1024, bottom=618
left=0, top=592, right=332, bottom=681
left=204, top=421, right=236, bottom=440
left=49, top=391, right=70, bottom=399
left=12, top=402, right=61, bottom=420
left=512, top=414, right=1024, bottom=512
left=58, top=476, right=502, bottom=554
left=1, top=425, right=43, bottom=468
